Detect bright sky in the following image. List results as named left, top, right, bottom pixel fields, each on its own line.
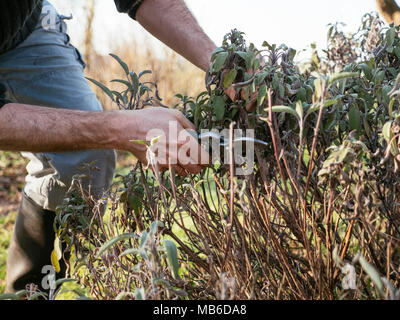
left=50, top=0, right=384, bottom=62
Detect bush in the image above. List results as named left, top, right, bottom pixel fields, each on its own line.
left=31, top=13, right=400, bottom=300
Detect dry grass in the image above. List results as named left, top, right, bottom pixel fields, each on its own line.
left=85, top=42, right=205, bottom=111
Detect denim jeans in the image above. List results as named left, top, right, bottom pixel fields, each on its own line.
left=0, top=1, right=116, bottom=211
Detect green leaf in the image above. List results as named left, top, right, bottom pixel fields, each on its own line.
left=111, top=91, right=125, bottom=104
left=394, top=46, right=400, bottom=59
left=267, top=105, right=299, bottom=118
left=363, top=117, right=371, bottom=138
left=213, top=52, right=228, bottom=72
left=97, top=233, right=138, bottom=258
left=272, top=73, right=280, bottom=93
left=382, top=121, right=393, bottom=142
left=236, top=51, right=251, bottom=69
left=257, top=84, right=267, bottom=107
left=139, top=231, right=149, bottom=248
left=296, top=100, right=304, bottom=119
left=150, top=220, right=164, bottom=235
left=382, top=120, right=398, bottom=155
left=110, top=79, right=132, bottom=89
left=328, top=72, right=359, bottom=86
left=164, top=240, right=180, bottom=279
left=130, top=72, right=139, bottom=95
left=212, top=96, right=225, bottom=121
left=194, top=104, right=202, bottom=129
left=358, top=63, right=372, bottom=81
left=332, top=246, right=344, bottom=266
left=86, top=77, right=115, bottom=102
left=0, top=293, right=19, bottom=300
left=374, top=70, right=385, bottom=86
left=348, top=106, right=361, bottom=131
left=135, top=288, right=145, bottom=300
left=359, top=256, right=385, bottom=296
left=389, top=98, right=395, bottom=118
left=138, top=70, right=152, bottom=79
left=153, top=278, right=171, bottom=287
left=150, top=135, right=162, bottom=145
left=119, top=248, right=140, bottom=258
left=128, top=194, right=143, bottom=215
left=324, top=98, right=340, bottom=107
left=278, top=84, right=285, bottom=97
left=109, top=53, right=130, bottom=75
left=115, top=292, right=133, bottom=300
left=210, top=47, right=225, bottom=60
left=130, top=139, right=150, bottom=147
left=262, top=40, right=273, bottom=50
left=319, top=146, right=352, bottom=176
left=256, top=71, right=269, bottom=86
left=306, top=99, right=339, bottom=115
left=386, top=27, right=396, bottom=48
left=314, top=78, right=323, bottom=99
left=28, top=292, right=48, bottom=300
left=223, top=69, right=237, bottom=88
left=139, top=249, right=148, bottom=260
left=55, top=278, right=77, bottom=287
left=296, top=87, right=307, bottom=101
left=383, top=85, right=392, bottom=105
left=252, top=57, right=260, bottom=71
left=288, top=48, right=297, bottom=61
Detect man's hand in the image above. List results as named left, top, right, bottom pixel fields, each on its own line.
left=116, top=107, right=210, bottom=176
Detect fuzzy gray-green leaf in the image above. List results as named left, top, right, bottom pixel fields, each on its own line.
left=164, top=240, right=180, bottom=279
left=359, top=256, right=384, bottom=296
left=97, top=233, right=138, bottom=258
left=213, top=96, right=225, bottom=121
left=86, top=77, right=115, bottom=102
left=110, top=53, right=130, bottom=75
left=213, top=52, right=228, bottom=73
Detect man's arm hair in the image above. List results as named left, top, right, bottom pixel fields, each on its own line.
left=0, top=103, right=206, bottom=175
left=0, top=103, right=121, bottom=152
left=136, top=0, right=217, bottom=72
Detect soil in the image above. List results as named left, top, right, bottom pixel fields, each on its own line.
left=0, top=152, right=26, bottom=216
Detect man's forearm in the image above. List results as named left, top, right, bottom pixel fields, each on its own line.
left=0, top=103, right=207, bottom=175
left=136, top=0, right=216, bottom=72
left=0, top=103, right=121, bottom=152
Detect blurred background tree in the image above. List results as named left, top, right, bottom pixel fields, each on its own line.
left=84, top=0, right=95, bottom=70
left=377, top=0, right=400, bottom=24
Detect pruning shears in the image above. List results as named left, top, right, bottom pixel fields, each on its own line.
left=187, top=130, right=269, bottom=148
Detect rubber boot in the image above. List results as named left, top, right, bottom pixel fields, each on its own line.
left=5, top=192, right=66, bottom=294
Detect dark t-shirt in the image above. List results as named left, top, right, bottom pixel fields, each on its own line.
left=0, top=0, right=144, bottom=109
left=114, top=0, right=144, bottom=20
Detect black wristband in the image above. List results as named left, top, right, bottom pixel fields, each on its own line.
left=127, top=0, right=144, bottom=20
